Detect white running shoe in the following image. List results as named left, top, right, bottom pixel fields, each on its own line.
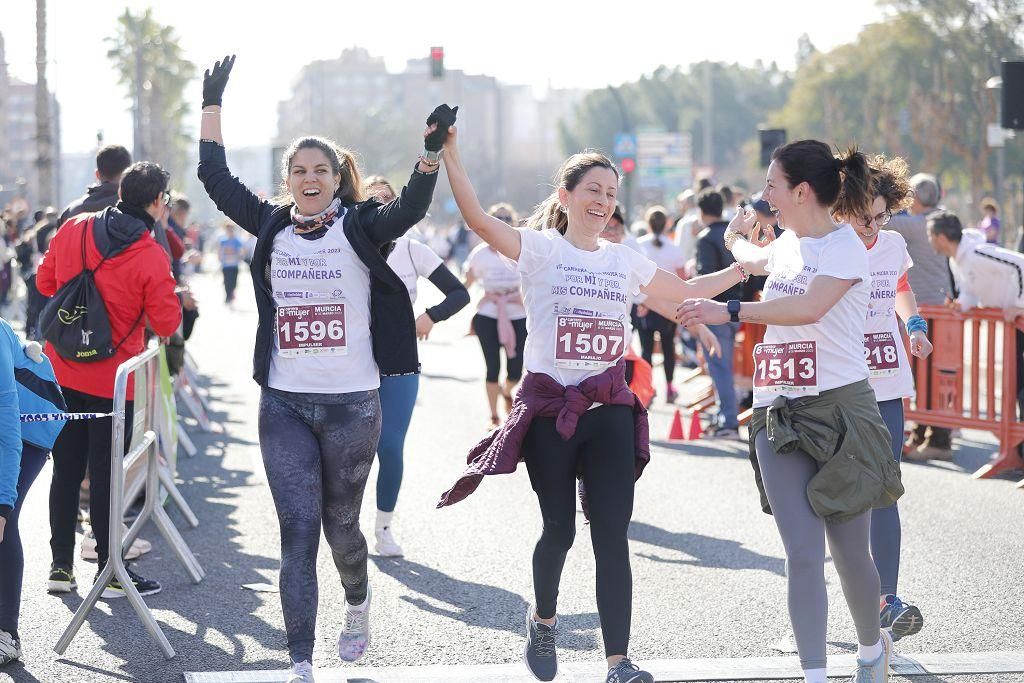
left=772, top=631, right=798, bottom=654
left=80, top=526, right=149, bottom=561
left=0, top=629, right=21, bottom=665
left=374, top=526, right=404, bottom=557
left=337, top=584, right=372, bottom=662
left=287, top=660, right=315, bottom=683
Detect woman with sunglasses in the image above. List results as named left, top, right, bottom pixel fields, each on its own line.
left=197, top=55, right=454, bottom=682
left=464, top=203, right=527, bottom=428
left=363, top=176, right=470, bottom=558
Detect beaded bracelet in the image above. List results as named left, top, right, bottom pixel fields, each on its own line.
left=731, top=261, right=750, bottom=283
left=906, top=315, right=928, bottom=335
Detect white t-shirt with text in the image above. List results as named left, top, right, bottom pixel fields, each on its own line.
left=517, top=228, right=658, bottom=387
left=753, top=224, right=870, bottom=408
left=636, top=233, right=687, bottom=274
left=865, top=231, right=916, bottom=401
left=267, top=215, right=380, bottom=393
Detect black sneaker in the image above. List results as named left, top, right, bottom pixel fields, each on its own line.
left=47, top=565, right=77, bottom=593
left=606, top=658, right=654, bottom=683
left=880, top=594, right=923, bottom=641
left=98, top=564, right=162, bottom=599
left=523, top=606, right=557, bottom=682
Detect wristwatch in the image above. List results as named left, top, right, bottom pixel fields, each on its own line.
left=727, top=299, right=741, bottom=323
left=422, top=150, right=442, bottom=164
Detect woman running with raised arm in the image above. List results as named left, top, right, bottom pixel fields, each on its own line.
left=436, top=123, right=745, bottom=683
left=679, top=140, right=905, bottom=683
left=197, top=55, right=455, bottom=682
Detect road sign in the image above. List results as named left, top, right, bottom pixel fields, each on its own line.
left=636, top=131, right=692, bottom=195
left=613, top=133, right=637, bottom=159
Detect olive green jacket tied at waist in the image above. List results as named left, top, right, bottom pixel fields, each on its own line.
left=747, top=379, right=904, bottom=523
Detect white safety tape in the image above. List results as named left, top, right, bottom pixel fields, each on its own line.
left=20, top=412, right=121, bottom=423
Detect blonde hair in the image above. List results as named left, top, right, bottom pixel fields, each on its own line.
left=487, top=202, right=518, bottom=225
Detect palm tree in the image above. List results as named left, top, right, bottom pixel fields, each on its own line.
left=35, top=0, right=55, bottom=206
left=106, top=9, right=195, bottom=183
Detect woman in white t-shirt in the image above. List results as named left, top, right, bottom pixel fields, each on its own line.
left=365, top=177, right=470, bottom=558
left=436, top=125, right=749, bottom=683
left=635, top=206, right=688, bottom=401
left=837, top=156, right=932, bottom=641
left=464, top=203, right=528, bottom=428
left=679, top=141, right=903, bottom=682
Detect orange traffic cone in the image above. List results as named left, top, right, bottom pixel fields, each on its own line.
left=686, top=410, right=703, bottom=440
left=667, top=409, right=686, bottom=440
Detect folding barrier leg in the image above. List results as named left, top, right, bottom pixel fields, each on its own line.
left=183, top=364, right=213, bottom=415
left=177, top=425, right=197, bottom=458
left=152, top=504, right=205, bottom=583
left=175, top=379, right=213, bottom=432
left=158, top=464, right=200, bottom=528
left=972, top=445, right=1024, bottom=480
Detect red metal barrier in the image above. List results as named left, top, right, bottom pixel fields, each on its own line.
left=906, top=305, right=1024, bottom=486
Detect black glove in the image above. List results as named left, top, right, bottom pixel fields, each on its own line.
left=202, top=54, right=236, bottom=108
left=424, top=104, right=459, bottom=152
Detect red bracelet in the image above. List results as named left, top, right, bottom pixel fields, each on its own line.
left=731, top=261, right=750, bottom=283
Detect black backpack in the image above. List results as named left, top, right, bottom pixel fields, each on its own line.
left=39, top=214, right=143, bottom=362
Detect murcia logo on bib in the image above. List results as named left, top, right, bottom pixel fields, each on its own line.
left=753, top=341, right=819, bottom=395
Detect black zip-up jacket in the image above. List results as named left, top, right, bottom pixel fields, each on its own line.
left=59, top=181, right=120, bottom=225
left=197, top=141, right=437, bottom=386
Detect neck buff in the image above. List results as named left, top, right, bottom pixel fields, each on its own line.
left=291, top=197, right=341, bottom=235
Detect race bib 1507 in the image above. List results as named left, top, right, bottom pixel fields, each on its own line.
left=554, top=315, right=625, bottom=370
left=753, top=341, right=818, bottom=395
left=276, top=304, right=347, bottom=357
left=863, top=332, right=900, bottom=377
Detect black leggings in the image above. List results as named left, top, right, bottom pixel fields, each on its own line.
left=49, top=388, right=133, bottom=568
left=472, top=314, right=527, bottom=383
left=638, top=311, right=678, bottom=385
left=523, top=404, right=635, bottom=657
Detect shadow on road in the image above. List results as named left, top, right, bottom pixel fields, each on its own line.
left=628, top=520, right=786, bottom=576
left=371, top=557, right=601, bottom=652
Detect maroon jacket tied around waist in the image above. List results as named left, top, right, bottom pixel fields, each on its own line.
left=437, top=361, right=650, bottom=512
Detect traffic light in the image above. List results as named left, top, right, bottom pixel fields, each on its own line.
left=430, top=46, right=444, bottom=79
left=620, top=158, right=636, bottom=174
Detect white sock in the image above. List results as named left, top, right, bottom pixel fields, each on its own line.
left=803, top=668, right=827, bottom=683
left=375, top=510, right=393, bottom=531
left=858, top=636, right=882, bottom=662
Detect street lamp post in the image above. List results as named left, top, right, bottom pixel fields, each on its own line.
left=986, top=76, right=1005, bottom=215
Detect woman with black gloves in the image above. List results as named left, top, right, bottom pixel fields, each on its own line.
left=197, top=55, right=455, bottom=682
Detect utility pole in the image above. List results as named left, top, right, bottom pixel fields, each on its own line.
left=35, top=0, right=55, bottom=206
left=703, top=61, right=713, bottom=170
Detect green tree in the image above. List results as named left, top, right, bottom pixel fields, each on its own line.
left=106, top=8, right=195, bottom=186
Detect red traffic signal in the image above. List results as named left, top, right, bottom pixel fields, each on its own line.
left=430, top=46, right=444, bottom=79
left=621, top=158, right=636, bottom=174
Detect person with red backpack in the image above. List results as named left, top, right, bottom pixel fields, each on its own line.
left=36, top=161, right=181, bottom=600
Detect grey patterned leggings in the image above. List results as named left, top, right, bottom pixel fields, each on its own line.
left=258, top=387, right=382, bottom=664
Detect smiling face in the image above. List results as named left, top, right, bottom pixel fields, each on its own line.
left=288, top=147, right=341, bottom=216
left=846, top=195, right=890, bottom=245
left=760, top=160, right=795, bottom=227
left=558, top=166, right=619, bottom=239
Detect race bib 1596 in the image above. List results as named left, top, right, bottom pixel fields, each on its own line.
left=554, top=315, right=625, bottom=369
left=753, top=341, right=818, bottom=395
left=276, top=304, right=347, bottom=357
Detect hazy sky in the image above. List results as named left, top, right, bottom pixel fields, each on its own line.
left=3, top=0, right=886, bottom=154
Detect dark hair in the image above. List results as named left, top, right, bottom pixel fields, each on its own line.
left=646, top=205, right=668, bottom=246
left=119, top=161, right=170, bottom=209
left=96, top=145, right=132, bottom=181
left=488, top=202, right=519, bottom=226
left=927, top=210, right=963, bottom=243
left=773, top=140, right=872, bottom=220
left=525, top=151, right=619, bottom=233
left=276, top=136, right=365, bottom=206
left=170, top=193, right=191, bottom=213
left=610, top=204, right=624, bottom=225
left=868, top=155, right=912, bottom=214
left=696, top=177, right=713, bottom=191
left=717, top=184, right=734, bottom=206
left=696, top=188, right=724, bottom=218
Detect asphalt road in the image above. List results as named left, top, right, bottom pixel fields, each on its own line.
left=5, top=267, right=1023, bottom=683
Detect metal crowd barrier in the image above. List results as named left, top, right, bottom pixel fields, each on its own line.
left=906, top=305, right=1024, bottom=488
left=55, top=342, right=205, bottom=660
left=175, top=349, right=214, bottom=434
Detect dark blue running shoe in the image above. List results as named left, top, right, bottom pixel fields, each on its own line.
left=606, top=658, right=654, bottom=683
left=523, top=606, right=557, bottom=681
left=880, top=594, right=923, bottom=641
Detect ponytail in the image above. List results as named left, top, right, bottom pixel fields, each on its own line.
left=832, top=146, right=872, bottom=222
left=645, top=205, right=668, bottom=247
left=525, top=192, right=568, bottom=233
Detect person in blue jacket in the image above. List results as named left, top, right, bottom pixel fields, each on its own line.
left=0, top=318, right=65, bottom=666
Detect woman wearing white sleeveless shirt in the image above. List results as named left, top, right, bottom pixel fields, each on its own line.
left=680, top=141, right=904, bottom=683
left=197, top=56, right=456, bottom=682
left=437, top=123, right=750, bottom=683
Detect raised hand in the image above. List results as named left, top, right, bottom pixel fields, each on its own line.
left=203, top=54, right=236, bottom=108
left=424, top=104, right=459, bottom=151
